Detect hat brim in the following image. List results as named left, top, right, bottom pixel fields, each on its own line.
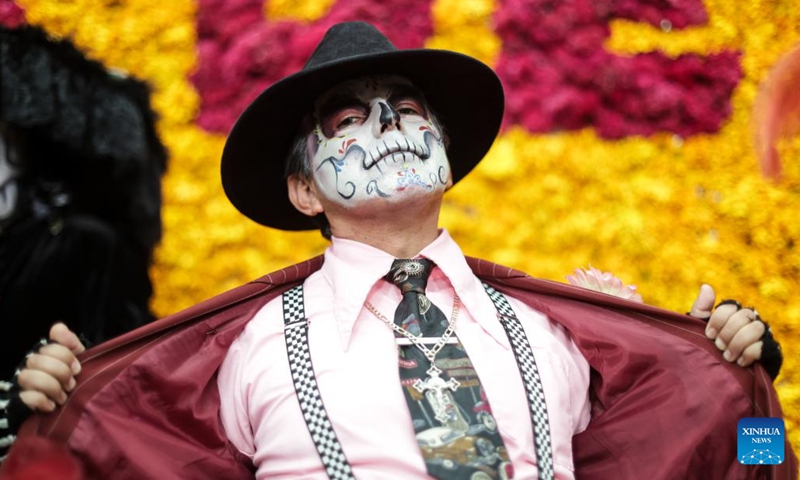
left=221, top=48, right=505, bottom=231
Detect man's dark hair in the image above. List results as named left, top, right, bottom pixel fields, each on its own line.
left=284, top=121, right=332, bottom=239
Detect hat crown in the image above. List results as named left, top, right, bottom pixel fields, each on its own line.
left=304, top=22, right=398, bottom=70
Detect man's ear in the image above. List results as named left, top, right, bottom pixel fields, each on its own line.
left=287, top=175, right=324, bottom=217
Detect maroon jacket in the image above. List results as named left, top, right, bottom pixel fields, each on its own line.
left=3, top=257, right=797, bottom=479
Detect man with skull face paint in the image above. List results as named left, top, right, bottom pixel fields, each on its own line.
left=289, top=75, right=453, bottom=238
left=2, top=21, right=793, bottom=480
left=310, top=76, right=450, bottom=199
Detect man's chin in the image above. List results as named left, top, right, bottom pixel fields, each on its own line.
left=334, top=184, right=445, bottom=209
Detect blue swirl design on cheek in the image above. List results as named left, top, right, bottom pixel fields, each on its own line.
left=316, top=145, right=367, bottom=200
left=366, top=179, right=390, bottom=197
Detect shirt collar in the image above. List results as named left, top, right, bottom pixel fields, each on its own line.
left=320, top=229, right=510, bottom=351
left=419, top=231, right=510, bottom=350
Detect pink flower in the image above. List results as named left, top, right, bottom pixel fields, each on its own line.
left=0, top=0, right=25, bottom=28
left=566, top=266, right=644, bottom=303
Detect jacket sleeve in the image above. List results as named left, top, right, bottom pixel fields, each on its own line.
left=759, top=322, right=783, bottom=380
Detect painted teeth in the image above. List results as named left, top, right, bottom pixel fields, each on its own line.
left=366, top=140, right=429, bottom=168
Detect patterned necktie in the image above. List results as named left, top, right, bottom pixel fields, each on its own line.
left=387, top=258, right=513, bottom=480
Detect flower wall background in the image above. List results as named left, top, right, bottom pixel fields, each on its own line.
left=6, top=0, right=800, bottom=452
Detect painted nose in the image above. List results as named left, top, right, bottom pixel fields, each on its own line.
left=378, top=101, right=400, bottom=133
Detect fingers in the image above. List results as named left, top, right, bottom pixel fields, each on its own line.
left=705, top=303, right=741, bottom=340
left=737, top=341, right=765, bottom=367
left=13, top=323, right=84, bottom=414
left=49, top=323, right=86, bottom=356
left=17, top=364, right=75, bottom=412
left=689, top=284, right=716, bottom=319
left=723, top=321, right=766, bottom=365
left=701, top=295, right=772, bottom=368
left=18, top=390, right=57, bottom=413
left=709, top=306, right=766, bottom=364
left=714, top=308, right=756, bottom=348
left=48, top=323, right=83, bottom=375
left=25, top=347, right=78, bottom=392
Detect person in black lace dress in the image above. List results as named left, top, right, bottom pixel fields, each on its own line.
left=0, top=24, right=167, bottom=379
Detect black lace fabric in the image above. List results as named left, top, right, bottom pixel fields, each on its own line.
left=0, top=24, right=169, bottom=462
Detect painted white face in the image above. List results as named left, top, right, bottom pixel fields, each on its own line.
left=0, top=132, right=20, bottom=221
left=309, top=75, right=450, bottom=208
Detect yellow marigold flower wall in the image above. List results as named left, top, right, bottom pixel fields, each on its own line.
left=16, top=0, right=800, bottom=456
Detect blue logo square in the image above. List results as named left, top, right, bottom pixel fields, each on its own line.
left=738, top=417, right=785, bottom=465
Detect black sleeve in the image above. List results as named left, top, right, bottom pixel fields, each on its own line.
left=0, top=337, right=59, bottom=462
left=759, top=323, right=783, bottom=380
left=0, top=382, right=34, bottom=460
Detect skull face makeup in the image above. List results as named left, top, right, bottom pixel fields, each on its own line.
left=309, top=75, right=450, bottom=208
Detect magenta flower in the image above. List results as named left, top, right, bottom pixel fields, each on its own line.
left=0, top=1, right=25, bottom=28
left=567, top=266, right=644, bottom=303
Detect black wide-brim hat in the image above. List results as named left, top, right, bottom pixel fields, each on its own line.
left=221, top=21, right=505, bottom=231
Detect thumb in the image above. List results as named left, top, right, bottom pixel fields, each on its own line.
left=49, top=322, right=86, bottom=355
left=689, top=284, right=716, bottom=319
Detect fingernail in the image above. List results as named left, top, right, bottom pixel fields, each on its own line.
left=705, top=327, right=717, bottom=339
left=715, top=338, right=727, bottom=351
left=58, top=393, right=67, bottom=405
left=46, top=401, right=56, bottom=412
left=723, top=350, right=733, bottom=361
left=67, top=377, right=76, bottom=392
left=737, top=357, right=745, bottom=366
left=71, top=360, right=81, bottom=375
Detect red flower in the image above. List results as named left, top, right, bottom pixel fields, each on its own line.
left=0, top=0, right=25, bottom=28
left=192, top=0, right=434, bottom=133
left=495, top=0, right=741, bottom=138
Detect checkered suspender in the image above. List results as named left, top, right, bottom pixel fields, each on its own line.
left=282, top=283, right=553, bottom=480
left=282, top=285, right=355, bottom=480
left=483, top=283, right=555, bottom=480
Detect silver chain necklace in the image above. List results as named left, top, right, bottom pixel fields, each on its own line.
left=364, top=294, right=462, bottom=422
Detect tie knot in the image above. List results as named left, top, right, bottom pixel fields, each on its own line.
left=387, top=258, right=433, bottom=294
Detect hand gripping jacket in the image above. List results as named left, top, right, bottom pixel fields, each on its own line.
left=0, top=257, right=796, bottom=480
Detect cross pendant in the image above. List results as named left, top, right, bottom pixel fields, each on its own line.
left=413, top=365, right=460, bottom=423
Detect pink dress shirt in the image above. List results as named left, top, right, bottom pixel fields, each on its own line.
left=217, top=230, right=591, bottom=479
